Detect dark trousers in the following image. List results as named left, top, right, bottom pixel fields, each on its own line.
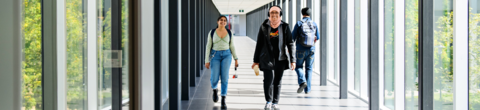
left=263, top=59, right=287, bottom=103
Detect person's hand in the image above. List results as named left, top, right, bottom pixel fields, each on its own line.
left=205, top=63, right=210, bottom=69
left=252, top=63, right=259, bottom=69
left=235, top=60, right=239, bottom=67
left=290, top=63, right=295, bottom=70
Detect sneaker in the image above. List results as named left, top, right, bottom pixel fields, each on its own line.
left=212, top=89, right=219, bottom=102
left=297, top=82, right=307, bottom=93
left=272, top=104, right=280, bottom=110
left=264, top=103, right=272, bottom=110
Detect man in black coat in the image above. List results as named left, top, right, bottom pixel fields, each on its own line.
left=251, top=5, right=296, bottom=110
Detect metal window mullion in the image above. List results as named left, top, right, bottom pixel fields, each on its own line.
left=180, top=0, right=190, bottom=100
left=87, top=0, right=98, bottom=109
left=339, top=0, right=348, bottom=99
left=297, top=0, right=301, bottom=24
left=56, top=0, right=67, bottom=108
left=0, top=0, right=22, bottom=109
left=369, top=0, right=381, bottom=109
left=168, top=0, right=181, bottom=109
left=289, top=0, right=293, bottom=28
left=111, top=0, right=123, bottom=109
left=453, top=0, right=469, bottom=109
left=320, top=0, right=328, bottom=86
left=418, top=0, right=434, bottom=109
left=43, top=0, right=59, bottom=109
left=394, top=0, right=405, bottom=109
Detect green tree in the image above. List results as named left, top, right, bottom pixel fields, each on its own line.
left=22, top=0, right=43, bottom=109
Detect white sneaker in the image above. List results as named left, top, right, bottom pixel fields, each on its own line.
left=272, top=104, right=280, bottom=110
left=264, top=103, right=272, bottom=110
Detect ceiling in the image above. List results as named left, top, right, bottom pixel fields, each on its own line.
left=212, top=0, right=274, bottom=15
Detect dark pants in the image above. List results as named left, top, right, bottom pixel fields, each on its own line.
left=263, top=59, right=287, bottom=104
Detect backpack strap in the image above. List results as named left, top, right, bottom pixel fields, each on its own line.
left=210, top=29, right=216, bottom=52
left=226, top=29, right=232, bottom=44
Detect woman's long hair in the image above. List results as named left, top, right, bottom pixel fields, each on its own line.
left=217, top=16, right=228, bottom=28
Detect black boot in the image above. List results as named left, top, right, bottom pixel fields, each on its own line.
left=213, top=89, right=219, bottom=102
left=221, top=96, right=227, bottom=109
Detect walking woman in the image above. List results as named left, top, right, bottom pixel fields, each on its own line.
left=251, top=5, right=295, bottom=110
left=205, top=15, right=239, bottom=109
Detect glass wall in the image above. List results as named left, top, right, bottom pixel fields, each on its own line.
left=405, top=0, right=419, bottom=109
left=354, top=0, right=360, bottom=92
left=433, top=0, right=453, bottom=109
left=22, top=0, right=43, bottom=109
left=384, top=0, right=395, bottom=109
left=121, top=0, right=130, bottom=102
left=470, top=0, right=480, bottom=109
left=97, top=0, right=112, bottom=108
left=66, top=0, right=88, bottom=109
left=334, top=0, right=339, bottom=82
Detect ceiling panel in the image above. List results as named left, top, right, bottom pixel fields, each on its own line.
left=212, top=0, right=274, bottom=15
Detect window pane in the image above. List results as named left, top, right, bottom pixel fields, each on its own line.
left=469, top=0, right=480, bottom=109
left=22, top=0, right=43, bottom=109
left=66, top=0, right=88, bottom=109
left=433, top=0, right=453, bottom=109
left=384, top=0, right=395, bottom=109
left=121, top=0, right=130, bottom=102
left=405, top=0, right=419, bottom=109
left=334, top=0, right=339, bottom=81
left=354, top=0, right=361, bottom=92
left=97, top=0, right=112, bottom=109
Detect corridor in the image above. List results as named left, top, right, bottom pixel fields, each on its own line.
left=181, top=36, right=368, bottom=110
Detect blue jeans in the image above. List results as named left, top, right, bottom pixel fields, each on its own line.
left=209, top=49, right=232, bottom=96
left=295, top=50, right=314, bottom=93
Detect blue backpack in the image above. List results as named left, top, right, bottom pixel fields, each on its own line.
left=209, top=28, right=233, bottom=50
left=298, top=20, right=316, bottom=47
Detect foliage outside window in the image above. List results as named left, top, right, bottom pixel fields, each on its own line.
left=22, top=0, right=43, bottom=109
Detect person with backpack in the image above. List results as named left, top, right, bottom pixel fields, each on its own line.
left=204, top=15, right=239, bottom=109
left=291, top=7, right=320, bottom=94
left=251, top=5, right=296, bottom=110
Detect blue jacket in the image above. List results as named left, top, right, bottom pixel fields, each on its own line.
left=292, top=17, right=320, bottom=51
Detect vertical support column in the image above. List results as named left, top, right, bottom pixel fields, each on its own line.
left=307, top=0, right=312, bottom=18
left=339, top=0, right=348, bottom=99
left=289, top=0, right=293, bottom=31
left=419, top=0, right=434, bottom=109
left=112, top=0, right=123, bottom=109
left=296, top=0, right=301, bottom=23
left=190, top=0, right=197, bottom=86
left=320, top=0, right=328, bottom=86
left=369, top=0, right=380, bottom=109
left=87, top=0, right=98, bottom=109
left=181, top=0, right=190, bottom=100
left=168, top=0, right=181, bottom=109
left=43, top=0, right=59, bottom=109
left=56, top=0, right=67, bottom=108
left=394, top=0, right=405, bottom=109
left=453, top=0, right=469, bottom=109
left=0, top=0, right=22, bottom=109
left=141, top=0, right=156, bottom=109
left=196, top=0, right=201, bottom=77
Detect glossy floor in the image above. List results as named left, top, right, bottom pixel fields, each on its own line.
left=181, top=36, right=369, bottom=110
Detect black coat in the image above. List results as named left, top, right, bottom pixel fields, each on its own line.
left=253, top=19, right=296, bottom=70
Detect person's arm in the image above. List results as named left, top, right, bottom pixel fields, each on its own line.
left=205, top=31, right=213, bottom=63
left=253, top=27, right=264, bottom=63
left=291, top=21, right=300, bottom=42
left=285, top=25, right=296, bottom=63
left=229, top=35, right=238, bottom=60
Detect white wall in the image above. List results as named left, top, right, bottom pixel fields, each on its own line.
left=238, top=15, right=247, bottom=36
